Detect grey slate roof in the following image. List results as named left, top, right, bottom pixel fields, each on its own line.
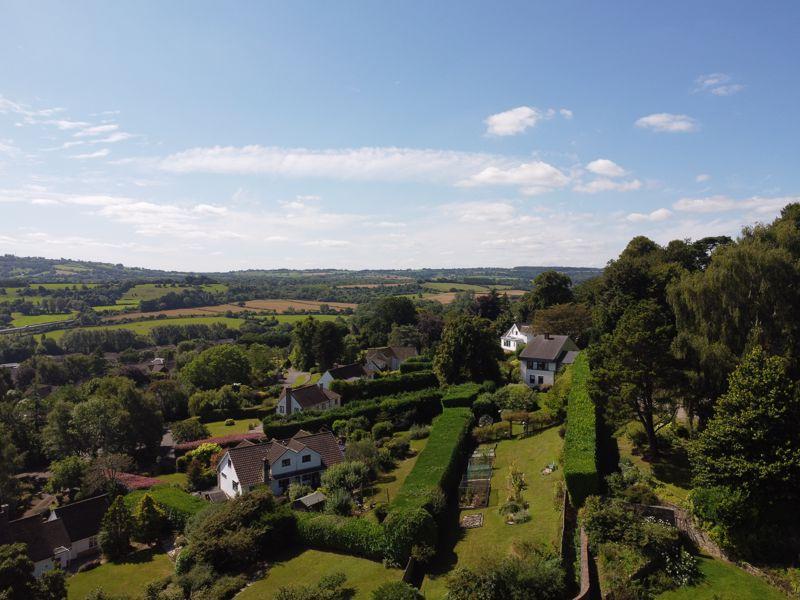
left=519, top=334, right=578, bottom=361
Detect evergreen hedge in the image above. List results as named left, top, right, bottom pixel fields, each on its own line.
left=262, top=388, right=443, bottom=438
left=441, top=382, right=482, bottom=408
left=563, top=353, right=599, bottom=507
left=295, top=512, right=386, bottom=561
left=330, top=370, right=438, bottom=403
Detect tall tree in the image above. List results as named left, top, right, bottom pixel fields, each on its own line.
left=0, top=423, right=21, bottom=512
left=132, top=493, right=166, bottom=545
left=98, top=495, right=132, bottom=561
left=518, top=271, right=574, bottom=321
left=181, top=344, right=251, bottom=390
left=290, top=317, right=319, bottom=371
left=532, top=302, right=593, bottom=347
left=433, top=315, right=502, bottom=384
left=312, top=320, right=347, bottom=370
left=591, top=300, right=679, bottom=456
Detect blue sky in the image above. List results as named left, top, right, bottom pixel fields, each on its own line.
left=1, top=1, right=798, bottom=271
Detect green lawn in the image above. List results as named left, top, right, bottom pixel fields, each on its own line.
left=617, top=435, right=691, bottom=505
left=657, top=557, right=786, bottom=600
left=236, top=549, right=401, bottom=599
left=204, top=418, right=260, bottom=438
left=365, top=435, right=429, bottom=507
left=43, top=316, right=245, bottom=341
left=10, top=311, right=77, bottom=327
left=422, top=426, right=565, bottom=599
left=155, top=472, right=188, bottom=488
left=67, top=548, right=173, bottom=600
left=124, top=485, right=207, bottom=518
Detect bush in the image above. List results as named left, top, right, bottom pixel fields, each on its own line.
left=625, top=421, right=649, bottom=451
left=125, top=485, right=207, bottom=531
left=330, top=371, right=438, bottom=403
left=493, top=383, right=538, bottom=411
left=374, top=502, right=389, bottom=523
left=385, top=437, right=410, bottom=460
left=371, top=420, right=393, bottom=440
left=399, top=360, right=432, bottom=374
left=441, top=382, right=482, bottom=408
left=563, top=354, right=598, bottom=507
left=325, top=489, right=353, bottom=516
left=295, top=512, right=386, bottom=561
left=473, top=421, right=511, bottom=443
left=408, top=424, right=430, bottom=440
left=371, top=581, right=423, bottom=600
left=172, top=418, right=210, bottom=444
left=288, top=483, right=314, bottom=502
left=224, top=418, right=235, bottom=426
left=383, top=507, right=437, bottom=565
left=471, top=393, right=498, bottom=420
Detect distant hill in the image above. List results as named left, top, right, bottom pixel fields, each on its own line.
left=0, top=254, right=602, bottom=285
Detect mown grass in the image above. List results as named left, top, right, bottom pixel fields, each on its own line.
left=422, top=426, right=565, bottom=599
left=43, top=316, right=245, bottom=340
left=124, top=484, right=207, bottom=518
left=67, top=548, right=173, bottom=600
left=203, top=418, right=260, bottom=438
left=656, top=556, right=786, bottom=600
left=236, top=549, right=401, bottom=600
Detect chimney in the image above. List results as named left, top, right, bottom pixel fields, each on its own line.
left=544, top=333, right=552, bottom=340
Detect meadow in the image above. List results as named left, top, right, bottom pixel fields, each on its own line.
left=43, top=316, right=245, bottom=341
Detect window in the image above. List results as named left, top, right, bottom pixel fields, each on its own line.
left=537, top=376, right=544, bottom=385
left=88, top=536, right=97, bottom=548
left=220, top=471, right=227, bottom=478
left=302, top=454, right=311, bottom=463
left=233, top=481, right=239, bottom=491
left=526, top=360, right=534, bottom=369
left=278, top=404, right=285, bottom=414
left=535, top=361, right=547, bottom=370
left=281, top=458, right=291, bottom=467
left=529, top=374, right=536, bottom=384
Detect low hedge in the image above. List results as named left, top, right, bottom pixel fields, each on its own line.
left=399, top=361, right=432, bottom=374
left=563, top=353, right=599, bottom=507
left=295, top=512, right=386, bottom=561
left=263, top=388, right=443, bottom=438
left=330, top=370, right=439, bottom=403
left=392, top=407, right=474, bottom=511
left=441, top=382, right=482, bottom=408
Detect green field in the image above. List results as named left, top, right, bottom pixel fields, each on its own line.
left=117, top=283, right=227, bottom=307
left=43, top=316, right=245, bottom=341
left=67, top=548, right=173, bottom=600
left=10, top=311, right=77, bottom=327
left=423, top=426, right=565, bottom=599
left=422, top=281, right=492, bottom=292
left=236, top=549, right=401, bottom=600
left=656, top=557, right=786, bottom=600
left=269, top=314, right=341, bottom=324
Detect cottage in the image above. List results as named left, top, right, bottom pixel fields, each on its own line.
left=519, top=334, right=579, bottom=388
left=500, top=323, right=534, bottom=352
left=364, top=346, right=417, bottom=373
left=318, top=362, right=369, bottom=390
left=0, top=495, right=109, bottom=577
left=216, top=430, right=343, bottom=498
left=275, top=383, right=341, bottom=416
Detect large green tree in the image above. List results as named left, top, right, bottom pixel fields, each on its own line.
left=591, top=300, right=679, bottom=456
left=0, top=543, right=66, bottom=600
left=181, top=344, right=251, bottom=390
left=518, top=270, right=574, bottom=321
left=689, top=348, right=800, bottom=556
left=531, top=302, right=593, bottom=347
left=433, top=315, right=502, bottom=384
left=0, top=423, right=22, bottom=510
left=98, top=495, right=132, bottom=561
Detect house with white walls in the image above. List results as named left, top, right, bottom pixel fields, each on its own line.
left=275, top=383, right=342, bottom=416
left=500, top=323, right=534, bottom=352
left=519, top=333, right=579, bottom=388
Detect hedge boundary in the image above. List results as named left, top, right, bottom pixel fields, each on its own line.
left=330, top=370, right=438, bottom=403
left=295, top=512, right=386, bottom=561
left=563, top=353, right=599, bottom=508
left=441, top=382, right=482, bottom=408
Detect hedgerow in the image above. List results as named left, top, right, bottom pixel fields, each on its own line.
left=330, top=370, right=438, bottom=403
left=295, top=512, right=386, bottom=561
left=563, top=353, right=599, bottom=507
left=441, top=382, right=482, bottom=408
left=262, top=388, right=443, bottom=438
left=392, top=407, right=474, bottom=511
left=400, top=359, right=433, bottom=374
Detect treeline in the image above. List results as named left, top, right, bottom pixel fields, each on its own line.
left=59, top=322, right=237, bottom=354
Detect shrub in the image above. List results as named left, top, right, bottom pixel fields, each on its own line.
left=321, top=461, right=370, bottom=495
left=473, top=421, right=511, bottom=443
left=563, top=354, right=598, bottom=507
left=125, top=485, right=207, bottom=531
left=441, top=383, right=482, bottom=408
left=625, top=421, right=649, bottom=451
left=371, top=420, right=394, bottom=440
left=288, top=483, right=314, bottom=502
left=374, top=503, right=389, bottom=523
left=399, top=360, right=432, bottom=374
left=172, top=418, right=210, bottom=444
left=385, top=437, right=410, bottom=460
left=408, top=424, right=430, bottom=440
left=325, top=489, right=353, bottom=516
left=471, top=393, right=498, bottom=420
left=295, top=512, right=386, bottom=561
left=274, top=571, right=351, bottom=600
left=383, top=507, right=437, bottom=565
left=371, top=581, right=423, bottom=600
left=493, top=383, right=538, bottom=411
left=224, top=418, right=235, bottom=426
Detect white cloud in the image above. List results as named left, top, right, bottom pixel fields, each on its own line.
left=559, top=108, right=573, bottom=119
left=193, top=204, right=228, bottom=216
left=303, top=239, right=352, bottom=248
left=673, top=195, right=796, bottom=214
left=457, top=161, right=570, bottom=195
left=695, top=73, right=745, bottom=96
left=586, top=159, right=627, bottom=178
left=92, top=131, right=134, bottom=144
left=695, top=173, right=711, bottom=182
left=70, top=148, right=110, bottom=160
left=485, top=106, right=542, bottom=136
left=75, top=124, right=119, bottom=137
left=0, top=139, right=20, bottom=157
left=635, top=113, right=698, bottom=133
left=574, top=178, right=642, bottom=194
left=626, top=208, right=672, bottom=222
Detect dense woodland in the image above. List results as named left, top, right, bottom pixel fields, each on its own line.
left=1, top=206, right=799, bottom=599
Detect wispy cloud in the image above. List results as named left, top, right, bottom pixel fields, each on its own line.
left=635, top=113, right=698, bottom=133
left=626, top=208, right=672, bottom=222
left=70, top=148, right=110, bottom=160
left=695, top=73, right=745, bottom=96
left=673, top=195, right=796, bottom=214
left=484, top=105, right=571, bottom=136
left=75, top=124, right=119, bottom=137
left=574, top=178, right=642, bottom=193
left=695, top=173, right=711, bottom=183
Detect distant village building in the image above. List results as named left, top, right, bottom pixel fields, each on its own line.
left=500, top=323, right=534, bottom=352
left=318, top=362, right=369, bottom=390
left=216, top=430, right=343, bottom=498
left=519, top=334, right=579, bottom=388
left=0, top=495, right=109, bottom=577
left=364, top=346, right=418, bottom=373
left=276, top=383, right=341, bottom=416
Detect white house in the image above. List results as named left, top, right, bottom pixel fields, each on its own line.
left=500, top=323, right=534, bottom=352
left=519, top=334, right=579, bottom=388
left=318, top=362, right=369, bottom=390
left=217, top=430, right=343, bottom=498
left=276, top=383, right=342, bottom=416
left=0, top=495, right=109, bottom=577
left=364, top=346, right=417, bottom=373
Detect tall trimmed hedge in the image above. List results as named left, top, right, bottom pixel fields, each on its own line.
left=441, top=382, right=482, bottom=408
left=330, top=370, right=438, bottom=403
left=295, top=512, right=386, bottom=561
left=263, top=388, right=443, bottom=438
left=400, top=358, right=433, bottom=374
left=563, top=353, right=599, bottom=507
left=392, top=407, right=474, bottom=511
